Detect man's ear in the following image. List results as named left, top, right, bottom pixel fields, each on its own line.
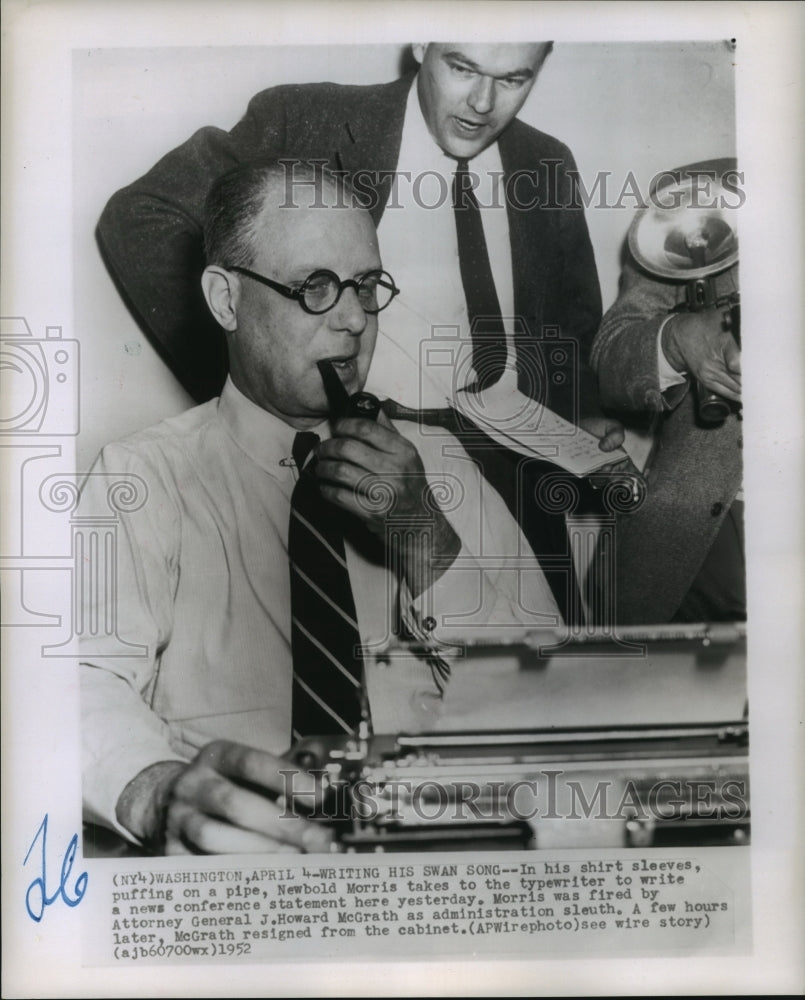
left=201, top=266, right=239, bottom=332
left=411, top=43, right=426, bottom=66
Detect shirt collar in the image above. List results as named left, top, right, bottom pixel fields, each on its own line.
left=402, top=75, right=504, bottom=179
left=217, top=377, right=329, bottom=478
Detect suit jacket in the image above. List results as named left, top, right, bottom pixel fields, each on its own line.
left=97, top=74, right=602, bottom=415
left=590, top=259, right=743, bottom=625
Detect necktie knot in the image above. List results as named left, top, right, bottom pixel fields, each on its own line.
left=452, top=159, right=476, bottom=210
left=292, top=431, right=319, bottom=471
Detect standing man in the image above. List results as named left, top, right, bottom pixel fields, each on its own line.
left=82, top=163, right=560, bottom=854
left=97, top=42, right=623, bottom=618
left=591, top=160, right=744, bottom=625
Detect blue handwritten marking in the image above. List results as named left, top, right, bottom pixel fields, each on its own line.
left=23, top=813, right=88, bottom=921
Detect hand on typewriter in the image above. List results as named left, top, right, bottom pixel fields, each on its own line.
left=116, top=741, right=339, bottom=855
left=314, top=409, right=461, bottom=597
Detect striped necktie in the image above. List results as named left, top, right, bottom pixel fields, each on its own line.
left=289, top=431, right=364, bottom=740
left=453, top=158, right=508, bottom=390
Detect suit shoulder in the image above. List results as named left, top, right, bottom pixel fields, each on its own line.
left=245, top=77, right=409, bottom=117
left=504, top=118, right=577, bottom=164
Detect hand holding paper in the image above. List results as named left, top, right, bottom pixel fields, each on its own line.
left=451, top=369, right=631, bottom=477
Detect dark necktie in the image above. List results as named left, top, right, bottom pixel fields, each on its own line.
left=451, top=161, right=583, bottom=624
left=289, top=432, right=364, bottom=740
left=452, top=158, right=508, bottom=390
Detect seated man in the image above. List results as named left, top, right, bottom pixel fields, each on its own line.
left=97, top=42, right=626, bottom=624
left=590, top=160, right=744, bottom=625
left=80, top=162, right=562, bottom=855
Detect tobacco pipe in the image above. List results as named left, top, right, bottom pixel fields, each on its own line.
left=317, top=360, right=380, bottom=422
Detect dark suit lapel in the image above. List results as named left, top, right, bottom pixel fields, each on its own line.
left=499, top=123, right=554, bottom=406
left=334, top=74, right=415, bottom=225
left=499, top=123, right=550, bottom=329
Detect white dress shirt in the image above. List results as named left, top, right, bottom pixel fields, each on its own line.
left=366, top=83, right=517, bottom=408
left=80, top=379, right=560, bottom=838
left=657, top=315, right=689, bottom=391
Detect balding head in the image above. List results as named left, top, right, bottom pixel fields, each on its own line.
left=200, top=160, right=382, bottom=428
left=204, top=160, right=363, bottom=271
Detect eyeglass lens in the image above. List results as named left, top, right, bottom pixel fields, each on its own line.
left=303, top=270, right=396, bottom=314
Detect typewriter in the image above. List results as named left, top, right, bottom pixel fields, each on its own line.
left=289, top=623, right=749, bottom=852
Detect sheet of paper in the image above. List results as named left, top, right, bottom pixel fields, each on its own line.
left=451, top=372, right=628, bottom=475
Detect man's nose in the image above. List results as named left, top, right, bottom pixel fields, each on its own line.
left=468, top=75, right=495, bottom=115
left=329, top=285, right=368, bottom=334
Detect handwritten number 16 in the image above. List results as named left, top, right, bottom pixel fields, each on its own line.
left=23, top=814, right=88, bottom=922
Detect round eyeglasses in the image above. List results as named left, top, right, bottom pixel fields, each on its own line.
left=229, top=266, right=400, bottom=315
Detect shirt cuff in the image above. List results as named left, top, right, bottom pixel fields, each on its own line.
left=84, top=744, right=189, bottom=845
left=397, top=543, right=488, bottom=645
left=657, top=314, right=689, bottom=391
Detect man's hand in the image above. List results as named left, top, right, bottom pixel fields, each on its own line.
left=578, top=415, right=639, bottom=477
left=116, top=742, right=338, bottom=855
left=579, top=415, right=626, bottom=454
left=314, top=410, right=461, bottom=598
left=662, top=310, right=741, bottom=402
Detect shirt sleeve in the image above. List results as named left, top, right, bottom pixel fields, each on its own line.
left=79, top=441, right=188, bottom=841
left=591, top=261, right=689, bottom=413
left=656, top=314, right=689, bottom=391
left=395, top=424, right=562, bottom=650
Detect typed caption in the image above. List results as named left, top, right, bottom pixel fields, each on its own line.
left=83, top=849, right=749, bottom=965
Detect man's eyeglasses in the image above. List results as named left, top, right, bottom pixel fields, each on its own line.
left=229, top=266, right=400, bottom=315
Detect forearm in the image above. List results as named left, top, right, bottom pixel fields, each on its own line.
left=396, top=500, right=462, bottom=599
left=592, top=263, right=687, bottom=413
left=396, top=442, right=563, bottom=639
left=82, top=663, right=189, bottom=840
